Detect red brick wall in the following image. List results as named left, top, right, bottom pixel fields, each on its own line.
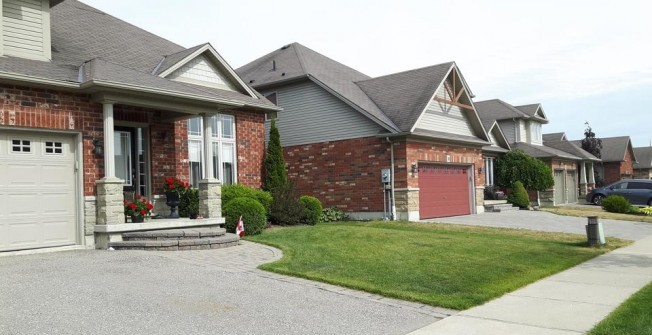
left=621, top=148, right=634, bottom=178
left=284, top=136, right=392, bottom=212
left=234, top=109, right=265, bottom=189
left=404, top=141, right=484, bottom=189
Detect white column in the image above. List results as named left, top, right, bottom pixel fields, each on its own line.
left=588, top=163, right=596, bottom=184
left=202, top=114, right=215, bottom=180
left=102, top=102, right=116, bottom=179
left=580, top=162, right=587, bottom=184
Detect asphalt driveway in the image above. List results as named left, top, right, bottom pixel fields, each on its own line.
left=425, top=209, right=652, bottom=241
left=0, top=242, right=448, bottom=335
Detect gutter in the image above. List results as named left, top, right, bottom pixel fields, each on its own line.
left=0, top=72, right=79, bottom=89
left=386, top=137, right=396, bottom=221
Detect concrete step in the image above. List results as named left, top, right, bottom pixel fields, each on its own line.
left=122, top=227, right=226, bottom=241
left=109, top=233, right=240, bottom=251
left=485, top=203, right=520, bottom=213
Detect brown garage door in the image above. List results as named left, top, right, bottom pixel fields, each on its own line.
left=418, top=164, right=471, bottom=219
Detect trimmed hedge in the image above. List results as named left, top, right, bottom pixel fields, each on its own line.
left=222, top=184, right=272, bottom=215
left=602, top=195, right=631, bottom=214
left=299, top=196, right=323, bottom=225
left=270, top=184, right=303, bottom=226
left=223, top=197, right=267, bottom=236
left=178, top=188, right=199, bottom=218
left=508, top=181, right=530, bottom=209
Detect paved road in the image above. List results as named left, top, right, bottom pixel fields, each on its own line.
left=425, top=209, right=652, bottom=241
left=0, top=242, right=453, bottom=335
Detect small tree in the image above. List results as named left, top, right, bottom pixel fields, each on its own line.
left=508, top=181, right=530, bottom=208
left=263, top=119, right=288, bottom=193
left=581, top=122, right=602, bottom=159
left=494, top=149, right=554, bottom=191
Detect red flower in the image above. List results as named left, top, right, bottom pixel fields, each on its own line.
left=129, top=203, right=136, bottom=210
left=135, top=194, right=141, bottom=199
left=165, top=177, right=174, bottom=184
left=123, top=200, right=127, bottom=205
left=168, top=184, right=174, bottom=190
left=140, top=209, right=147, bottom=215
left=146, top=203, right=153, bottom=210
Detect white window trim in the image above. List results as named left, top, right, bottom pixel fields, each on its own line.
left=187, top=114, right=237, bottom=185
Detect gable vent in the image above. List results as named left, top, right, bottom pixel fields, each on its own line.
left=1, top=0, right=52, bottom=61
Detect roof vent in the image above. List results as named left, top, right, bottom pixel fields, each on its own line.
left=281, top=73, right=286, bottom=76
left=281, top=44, right=291, bottom=50
left=271, top=60, right=277, bottom=72
left=249, top=80, right=255, bottom=83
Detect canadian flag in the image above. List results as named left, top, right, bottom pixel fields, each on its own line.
left=235, top=215, right=245, bottom=237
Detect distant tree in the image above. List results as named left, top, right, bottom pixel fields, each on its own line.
left=494, top=149, right=554, bottom=191
left=581, top=122, right=602, bottom=158
left=263, top=119, right=288, bottom=194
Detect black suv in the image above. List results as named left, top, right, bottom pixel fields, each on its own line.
left=587, top=179, right=652, bottom=206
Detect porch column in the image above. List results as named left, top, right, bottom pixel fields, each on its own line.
left=579, top=161, right=588, bottom=196
left=588, top=162, right=596, bottom=188
left=102, top=102, right=116, bottom=179
left=199, top=114, right=221, bottom=219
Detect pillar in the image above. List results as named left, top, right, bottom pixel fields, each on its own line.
left=199, top=114, right=221, bottom=218
left=579, top=161, right=588, bottom=196
left=96, top=101, right=124, bottom=226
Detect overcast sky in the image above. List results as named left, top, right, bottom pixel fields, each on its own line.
left=83, top=0, right=652, bottom=147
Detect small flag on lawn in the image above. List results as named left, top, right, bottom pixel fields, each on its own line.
left=236, top=215, right=245, bottom=237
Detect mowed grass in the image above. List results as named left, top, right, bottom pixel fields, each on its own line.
left=588, top=281, right=652, bottom=335
left=540, top=206, right=652, bottom=224
left=247, top=221, right=628, bottom=310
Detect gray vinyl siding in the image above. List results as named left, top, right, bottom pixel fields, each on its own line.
left=498, top=120, right=516, bottom=143
left=263, top=80, right=384, bottom=147
left=487, top=128, right=502, bottom=149
left=414, top=85, right=475, bottom=136
left=1, top=0, right=50, bottom=60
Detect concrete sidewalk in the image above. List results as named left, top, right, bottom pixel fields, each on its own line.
left=408, top=234, right=652, bottom=335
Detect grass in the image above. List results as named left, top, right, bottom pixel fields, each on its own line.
left=540, top=206, right=652, bottom=223
left=588, top=281, right=652, bottom=335
left=246, top=221, right=628, bottom=310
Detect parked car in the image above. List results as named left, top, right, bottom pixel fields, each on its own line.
left=587, top=179, right=652, bottom=206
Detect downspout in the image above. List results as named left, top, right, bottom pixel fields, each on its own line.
left=386, top=137, right=396, bottom=220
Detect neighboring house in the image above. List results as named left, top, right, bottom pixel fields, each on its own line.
left=474, top=99, right=584, bottom=206
left=633, top=147, right=652, bottom=179
left=237, top=43, right=491, bottom=220
left=0, top=0, right=278, bottom=252
left=571, top=136, right=637, bottom=185
left=543, top=133, right=600, bottom=197
left=479, top=119, right=510, bottom=189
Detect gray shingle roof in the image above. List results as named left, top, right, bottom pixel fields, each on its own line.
left=570, top=136, right=635, bottom=163
left=152, top=43, right=207, bottom=75
left=543, top=132, right=566, bottom=142
left=633, top=147, right=652, bottom=169
left=236, top=43, right=399, bottom=131
left=543, top=138, right=600, bottom=161
left=474, top=99, right=529, bottom=123
left=0, top=1, right=277, bottom=111
left=512, top=142, right=581, bottom=160
left=356, top=63, right=454, bottom=132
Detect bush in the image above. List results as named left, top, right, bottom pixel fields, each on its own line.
left=507, top=181, right=530, bottom=209
left=320, top=207, right=349, bottom=222
left=269, top=184, right=304, bottom=226
left=264, top=119, right=288, bottom=194
left=299, top=196, right=323, bottom=225
left=641, top=207, right=652, bottom=216
left=495, top=149, right=554, bottom=191
left=601, top=195, right=631, bottom=214
left=223, top=197, right=266, bottom=236
left=179, top=188, right=199, bottom=218
left=222, top=184, right=272, bottom=215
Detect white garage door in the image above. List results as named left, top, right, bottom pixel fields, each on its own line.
left=0, top=131, right=78, bottom=252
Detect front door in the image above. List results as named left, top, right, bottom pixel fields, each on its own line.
left=115, top=127, right=149, bottom=198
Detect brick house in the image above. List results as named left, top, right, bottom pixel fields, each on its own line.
left=571, top=136, right=637, bottom=185
left=475, top=100, right=598, bottom=206
left=633, top=147, right=652, bottom=179
left=237, top=43, right=490, bottom=220
left=0, top=0, right=278, bottom=252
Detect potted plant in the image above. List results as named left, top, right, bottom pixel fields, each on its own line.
left=163, top=177, right=190, bottom=219
left=124, top=195, right=153, bottom=223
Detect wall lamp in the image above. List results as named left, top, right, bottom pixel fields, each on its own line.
left=477, top=167, right=483, bottom=175
left=92, top=139, right=103, bottom=157
left=161, top=131, right=170, bottom=141
left=411, top=163, right=418, bottom=175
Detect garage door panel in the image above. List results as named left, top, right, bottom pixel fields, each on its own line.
left=0, top=131, right=78, bottom=252
left=418, top=164, right=471, bottom=219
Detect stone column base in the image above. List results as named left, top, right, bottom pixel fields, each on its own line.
left=96, top=177, right=125, bottom=225
left=539, top=189, right=555, bottom=207
left=199, top=179, right=222, bottom=218
left=394, top=188, right=420, bottom=221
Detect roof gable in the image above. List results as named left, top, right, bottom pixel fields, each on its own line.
left=633, top=147, right=652, bottom=169
left=543, top=132, right=566, bottom=142
left=157, top=43, right=257, bottom=98
left=515, top=103, right=548, bottom=122
left=571, top=136, right=636, bottom=162
left=488, top=122, right=510, bottom=150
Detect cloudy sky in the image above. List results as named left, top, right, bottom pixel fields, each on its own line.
left=83, top=0, right=652, bottom=147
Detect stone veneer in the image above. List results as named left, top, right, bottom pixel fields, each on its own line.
left=199, top=179, right=222, bottom=218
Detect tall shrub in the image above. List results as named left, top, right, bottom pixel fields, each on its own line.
left=508, top=181, right=530, bottom=208
left=494, top=149, right=554, bottom=191
left=263, top=119, right=288, bottom=194
left=269, top=183, right=303, bottom=226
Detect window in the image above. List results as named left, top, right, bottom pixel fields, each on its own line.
left=612, top=182, right=628, bottom=190
left=187, top=114, right=237, bottom=186
left=44, top=141, right=63, bottom=155
left=530, top=123, right=542, bottom=143
left=11, top=139, right=31, bottom=153
left=484, top=157, right=495, bottom=186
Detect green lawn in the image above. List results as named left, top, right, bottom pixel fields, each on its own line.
left=540, top=206, right=652, bottom=224
left=588, top=281, right=652, bottom=335
left=247, top=221, right=628, bottom=310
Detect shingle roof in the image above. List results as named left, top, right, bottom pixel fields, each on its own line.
left=356, top=63, right=454, bottom=132
left=152, top=43, right=207, bottom=75
left=236, top=43, right=399, bottom=131
left=633, top=147, right=652, bottom=169
left=543, top=133, right=566, bottom=142
left=543, top=138, right=600, bottom=161
left=0, top=1, right=277, bottom=111
left=512, top=142, right=581, bottom=160
left=570, top=136, right=635, bottom=163
left=474, top=99, right=529, bottom=123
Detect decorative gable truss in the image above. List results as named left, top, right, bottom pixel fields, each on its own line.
left=413, top=64, right=488, bottom=142
left=158, top=44, right=259, bottom=98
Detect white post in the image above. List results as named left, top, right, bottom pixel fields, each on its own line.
left=588, top=163, right=596, bottom=184
left=102, top=102, right=116, bottom=179
left=580, top=162, right=587, bottom=184
left=202, top=114, right=215, bottom=180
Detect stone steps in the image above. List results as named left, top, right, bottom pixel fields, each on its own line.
left=484, top=203, right=520, bottom=213
left=109, top=227, right=240, bottom=251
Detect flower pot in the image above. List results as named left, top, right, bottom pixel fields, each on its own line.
left=165, top=191, right=181, bottom=219
left=131, top=215, right=144, bottom=223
